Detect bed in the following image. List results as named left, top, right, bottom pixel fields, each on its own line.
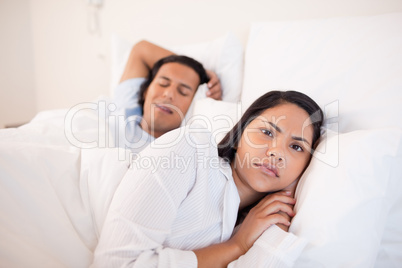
left=1, top=12, right=401, bottom=267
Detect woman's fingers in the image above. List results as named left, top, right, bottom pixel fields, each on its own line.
left=254, top=194, right=296, bottom=209
left=261, top=200, right=295, bottom=218
left=250, top=200, right=295, bottom=220
left=231, top=211, right=291, bottom=252
left=249, top=193, right=296, bottom=221
left=231, top=192, right=298, bottom=252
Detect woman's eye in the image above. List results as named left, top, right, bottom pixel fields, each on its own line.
left=261, top=129, right=273, bottom=137
left=159, top=83, right=169, bottom=87
left=291, top=144, right=303, bottom=152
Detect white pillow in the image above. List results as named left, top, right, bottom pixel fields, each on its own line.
left=190, top=98, right=241, bottom=144
left=241, top=12, right=402, bottom=132
left=110, top=32, right=244, bottom=104
left=290, top=128, right=402, bottom=267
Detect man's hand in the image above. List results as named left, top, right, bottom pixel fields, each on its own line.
left=205, top=70, right=222, bottom=100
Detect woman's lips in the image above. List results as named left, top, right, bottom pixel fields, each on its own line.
left=253, top=163, right=279, bottom=177
left=155, top=104, right=173, bottom=114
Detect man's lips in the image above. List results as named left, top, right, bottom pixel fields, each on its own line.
left=155, top=104, right=173, bottom=114
left=253, top=163, right=279, bottom=177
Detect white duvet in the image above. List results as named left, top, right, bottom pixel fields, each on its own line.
left=0, top=105, right=130, bottom=267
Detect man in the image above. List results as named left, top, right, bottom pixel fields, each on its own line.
left=110, top=40, right=222, bottom=153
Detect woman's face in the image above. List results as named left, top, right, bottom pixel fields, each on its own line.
left=232, top=103, right=314, bottom=195
left=141, top=62, right=200, bottom=138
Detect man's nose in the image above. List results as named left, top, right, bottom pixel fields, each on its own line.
left=162, top=86, right=175, bottom=100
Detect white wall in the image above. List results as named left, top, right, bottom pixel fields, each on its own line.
left=29, top=0, right=108, bottom=112
left=2, top=0, right=402, bottom=127
left=0, top=0, right=36, bottom=128
left=101, top=0, right=402, bottom=47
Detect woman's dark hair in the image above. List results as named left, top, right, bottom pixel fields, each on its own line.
left=218, top=90, right=324, bottom=163
left=137, top=55, right=209, bottom=111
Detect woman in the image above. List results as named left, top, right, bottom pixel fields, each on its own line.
left=92, top=90, right=323, bottom=267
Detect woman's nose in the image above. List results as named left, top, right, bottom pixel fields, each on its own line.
left=266, top=145, right=284, bottom=161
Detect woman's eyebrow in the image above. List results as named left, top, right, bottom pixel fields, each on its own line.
left=268, top=121, right=282, bottom=133
left=292, top=136, right=310, bottom=145
left=259, top=120, right=282, bottom=133
left=260, top=120, right=311, bottom=145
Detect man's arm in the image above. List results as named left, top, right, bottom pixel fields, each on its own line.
left=120, top=40, right=173, bottom=82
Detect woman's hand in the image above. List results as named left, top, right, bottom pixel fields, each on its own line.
left=194, top=191, right=296, bottom=267
left=205, top=70, right=222, bottom=100
left=230, top=191, right=296, bottom=254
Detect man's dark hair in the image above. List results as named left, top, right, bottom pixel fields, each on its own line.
left=138, top=55, right=209, bottom=112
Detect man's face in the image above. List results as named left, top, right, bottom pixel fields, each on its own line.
left=141, top=62, right=200, bottom=138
